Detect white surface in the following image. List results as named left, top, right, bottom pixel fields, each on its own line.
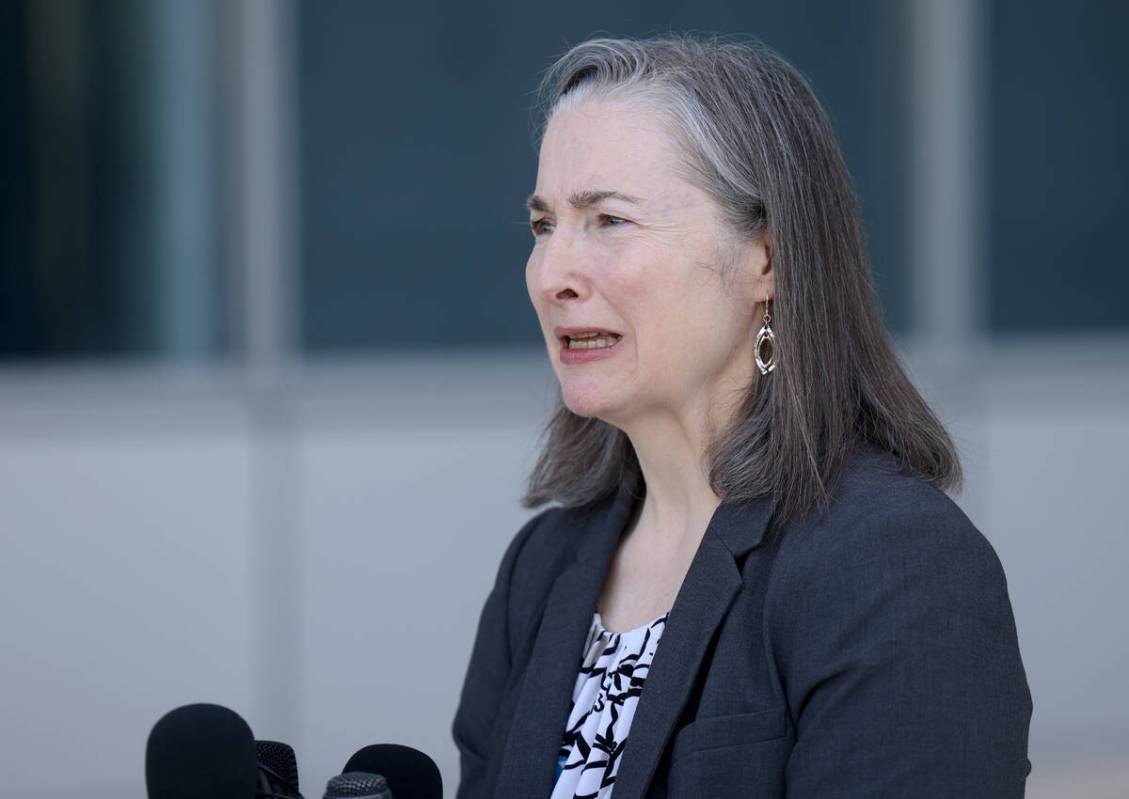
left=0, top=405, right=255, bottom=797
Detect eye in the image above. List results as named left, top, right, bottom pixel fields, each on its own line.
left=599, top=214, right=629, bottom=227
left=530, top=218, right=554, bottom=236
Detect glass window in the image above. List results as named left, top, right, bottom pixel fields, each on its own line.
left=988, top=0, right=1128, bottom=334
left=297, top=0, right=912, bottom=353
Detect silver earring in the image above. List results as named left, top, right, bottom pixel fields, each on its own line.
left=755, top=297, right=777, bottom=375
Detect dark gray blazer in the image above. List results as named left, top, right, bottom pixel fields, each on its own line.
left=452, top=442, right=1033, bottom=798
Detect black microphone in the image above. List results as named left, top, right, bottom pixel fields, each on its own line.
left=256, top=740, right=304, bottom=799
left=323, top=772, right=393, bottom=799
left=146, top=703, right=258, bottom=799
left=323, top=745, right=441, bottom=799
left=146, top=703, right=305, bottom=799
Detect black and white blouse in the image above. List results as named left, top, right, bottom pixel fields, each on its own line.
left=550, top=609, right=670, bottom=799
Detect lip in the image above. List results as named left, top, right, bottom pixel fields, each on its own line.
left=553, top=325, right=623, bottom=339
left=556, top=329, right=624, bottom=365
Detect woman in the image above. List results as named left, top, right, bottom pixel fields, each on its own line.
left=453, top=34, right=1032, bottom=798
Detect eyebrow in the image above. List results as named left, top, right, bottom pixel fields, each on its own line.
left=525, top=189, right=643, bottom=214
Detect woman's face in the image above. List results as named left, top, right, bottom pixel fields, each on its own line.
left=525, top=97, right=771, bottom=430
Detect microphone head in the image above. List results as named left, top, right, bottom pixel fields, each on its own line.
left=145, top=703, right=258, bottom=799
left=342, top=745, right=441, bottom=799
left=324, top=771, right=392, bottom=799
left=256, top=739, right=301, bottom=794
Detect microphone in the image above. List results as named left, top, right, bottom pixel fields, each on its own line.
left=146, top=703, right=258, bottom=799
left=323, top=772, right=393, bottom=799
left=146, top=703, right=305, bottom=799
left=256, top=740, right=304, bottom=799
left=322, top=744, right=441, bottom=799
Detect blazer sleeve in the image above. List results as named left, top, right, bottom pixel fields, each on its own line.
left=769, top=493, right=1033, bottom=798
left=451, top=510, right=548, bottom=799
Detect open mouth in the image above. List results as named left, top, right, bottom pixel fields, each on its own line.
left=559, top=331, right=623, bottom=350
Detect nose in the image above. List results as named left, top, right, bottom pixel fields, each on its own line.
left=531, top=228, right=590, bottom=306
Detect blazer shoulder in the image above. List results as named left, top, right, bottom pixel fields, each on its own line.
left=771, top=445, right=1009, bottom=611
left=835, top=443, right=988, bottom=548
left=763, top=446, right=1033, bottom=793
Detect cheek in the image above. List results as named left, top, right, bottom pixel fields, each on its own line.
left=623, top=273, right=696, bottom=335
left=599, top=243, right=667, bottom=315
left=647, top=281, right=737, bottom=360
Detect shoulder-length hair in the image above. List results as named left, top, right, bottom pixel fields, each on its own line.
left=521, top=34, right=960, bottom=529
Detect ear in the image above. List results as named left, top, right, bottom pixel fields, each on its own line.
left=741, top=232, right=774, bottom=307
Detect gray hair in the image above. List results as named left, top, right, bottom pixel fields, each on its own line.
left=521, top=34, right=960, bottom=531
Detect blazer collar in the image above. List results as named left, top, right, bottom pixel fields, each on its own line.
left=494, top=483, right=776, bottom=799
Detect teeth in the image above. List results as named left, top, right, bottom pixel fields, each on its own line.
left=567, top=335, right=621, bottom=349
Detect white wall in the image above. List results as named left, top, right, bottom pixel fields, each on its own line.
left=0, top=381, right=256, bottom=797
left=0, top=351, right=1126, bottom=797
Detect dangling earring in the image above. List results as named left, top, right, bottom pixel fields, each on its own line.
left=755, top=297, right=777, bottom=375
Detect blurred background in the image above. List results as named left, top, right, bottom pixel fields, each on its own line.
left=1, top=0, right=1126, bottom=795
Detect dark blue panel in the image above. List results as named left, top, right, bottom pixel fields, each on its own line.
left=298, top=0, right=911, bottom=351
left=989, top=0, right=1128, bottom=333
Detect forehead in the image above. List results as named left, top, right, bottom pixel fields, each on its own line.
left=535, top=99, right=684, bottom=199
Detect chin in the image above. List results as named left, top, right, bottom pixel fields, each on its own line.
left=561, top=394, right=603, bottom=419
left=562, top=386, right=642, bottom=432
left=560, top=385, right=623, bottom=421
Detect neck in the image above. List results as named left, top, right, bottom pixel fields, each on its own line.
left=618, top=403, right=726, bottom=552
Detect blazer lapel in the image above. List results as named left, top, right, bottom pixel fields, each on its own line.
left=609, top=495, right=775, bottom=799
left=494, top=484, right=641, bottom=799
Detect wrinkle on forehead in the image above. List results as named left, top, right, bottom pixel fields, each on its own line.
left=535, top=98, right=710, bottom=223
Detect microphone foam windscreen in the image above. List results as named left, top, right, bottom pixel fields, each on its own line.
left=145, top=703, right=258, bottom=799
left=343, top=745, right=442, bottom=799
left=324, top=771, right=391, bottom=798
left=257, top=739, right=301, bottom=793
